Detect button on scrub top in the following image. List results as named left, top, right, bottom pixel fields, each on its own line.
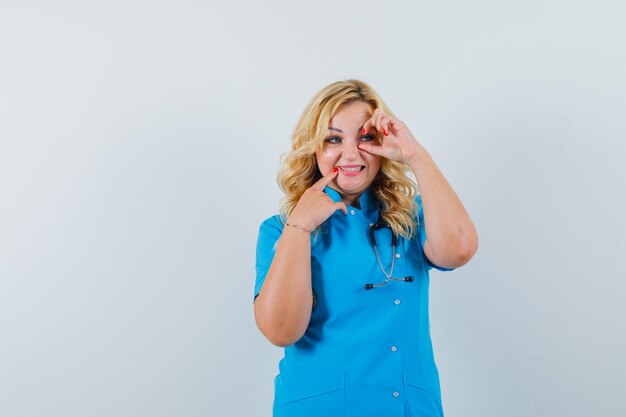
left=254, top=187, right=452, bottom=417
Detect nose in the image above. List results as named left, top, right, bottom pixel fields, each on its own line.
left=341, top=139, right=360, bottom=161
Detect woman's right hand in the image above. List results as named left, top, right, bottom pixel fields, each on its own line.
left=287, top=168, right=347, bottom=231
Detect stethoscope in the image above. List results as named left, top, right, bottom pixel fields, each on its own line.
left=364, top=212, right=415, bottom=290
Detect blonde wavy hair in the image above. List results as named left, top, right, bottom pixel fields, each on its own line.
left=278, top=79, right=420, bottom=239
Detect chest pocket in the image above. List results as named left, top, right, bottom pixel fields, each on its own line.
left=276, top=373, right=345, bottom=417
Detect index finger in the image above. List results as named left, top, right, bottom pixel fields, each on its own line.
left=362, top=110, right=382, bottom=134
left=312, top=167, right=339, bottom=190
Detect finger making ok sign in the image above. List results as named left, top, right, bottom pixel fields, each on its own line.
left=358, top=108, right=422, bottom=164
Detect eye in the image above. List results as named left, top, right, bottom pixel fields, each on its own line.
left=325, top=136, right=342, bottom=144
left=359, top=134, right=376, bottom=142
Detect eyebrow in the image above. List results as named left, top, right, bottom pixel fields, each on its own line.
left=328, top=126, right=343, bottom=133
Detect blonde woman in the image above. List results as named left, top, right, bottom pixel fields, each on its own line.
left=254, top=79, right=478, bottom=417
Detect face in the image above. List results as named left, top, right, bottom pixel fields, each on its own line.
left=315, top=101, right=382, bottom=205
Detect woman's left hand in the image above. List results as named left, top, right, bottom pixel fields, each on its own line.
left=360, top=110, right=478, bottom=269
left=358, top=109, right=422, bottom=164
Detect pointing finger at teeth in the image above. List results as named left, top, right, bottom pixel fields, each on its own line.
left=312, top=167, right=339, bottom=190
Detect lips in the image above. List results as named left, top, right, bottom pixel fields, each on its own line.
left=337, top=165, right=365, bottom=176
left=340, top=165, right=363, bottom=172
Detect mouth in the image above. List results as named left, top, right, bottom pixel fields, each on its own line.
left=337, top=165, right=365, bottom=176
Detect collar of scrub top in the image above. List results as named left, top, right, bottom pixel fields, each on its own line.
left=323, top=186, right=378, bottom=218
left=323, top=186, right=416, bottom=290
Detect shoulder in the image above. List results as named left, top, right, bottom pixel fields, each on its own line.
left=259, top=214, right=283, bottom=230
left=257, top=214, right=284, bottom=240
left=256, top=215, right=284, bottom=256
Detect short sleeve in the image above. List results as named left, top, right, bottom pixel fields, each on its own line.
left=415, top=194, right=454, bottom=272
left=254, top=215, right=284, bottom=301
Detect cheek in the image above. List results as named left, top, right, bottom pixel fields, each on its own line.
left=316, top=149, right=339, bottom=168
left=367, top=155, right=382, bottom=171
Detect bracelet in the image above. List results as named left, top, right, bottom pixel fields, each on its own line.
left=285, top=222, right=313, bottom=234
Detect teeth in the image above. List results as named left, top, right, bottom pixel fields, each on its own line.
left=341, top=166, right=362, bottom=172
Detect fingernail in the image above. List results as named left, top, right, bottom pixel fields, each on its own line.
left=332, top=167, right=339, bottom=173
left=361, top=128, right=366, bottom=135
left=383, top=129, right=388, bottom=136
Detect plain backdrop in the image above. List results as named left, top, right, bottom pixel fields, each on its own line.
left=1, top=1, right=625, bottom=416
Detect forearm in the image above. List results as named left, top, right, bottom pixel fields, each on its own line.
left=254, top=227, right=313, bottom=347
left=407, top=145, right=478, bottom=268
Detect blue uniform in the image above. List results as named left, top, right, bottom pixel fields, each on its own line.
left=255, top=187, right=451, bottom=417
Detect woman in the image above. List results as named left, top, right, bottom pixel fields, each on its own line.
left=253, top=79, right=478, bottom=417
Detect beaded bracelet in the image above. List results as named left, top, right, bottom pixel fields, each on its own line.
left=285, top=222, right=313, bottom=234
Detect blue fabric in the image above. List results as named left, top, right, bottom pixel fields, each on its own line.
left=254, top=187, right=452, bottom=417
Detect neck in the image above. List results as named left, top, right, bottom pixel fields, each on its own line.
left=342, top=193, right=361, bottom=209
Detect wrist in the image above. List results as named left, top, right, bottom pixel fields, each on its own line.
left=405, top=144, right=431, bottom=168
left=285, top=214, right=317, bottom=233
left=284, top=222, right=314, bottom=234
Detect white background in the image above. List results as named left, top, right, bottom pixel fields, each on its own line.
left=1, top=1, right=625, bottom=416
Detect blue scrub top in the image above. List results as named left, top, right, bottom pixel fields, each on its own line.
left=255, top=187, right=452, bottom=417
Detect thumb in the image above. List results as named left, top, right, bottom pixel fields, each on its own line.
left=334, top=202, right=348, bottom=215
left=358, top=143, right=383, bottom=156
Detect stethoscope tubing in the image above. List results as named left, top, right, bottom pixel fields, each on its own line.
left=364, top=214, right=414, bottom=290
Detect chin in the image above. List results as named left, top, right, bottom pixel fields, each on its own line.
left=337, top=184, right=368, bottom=194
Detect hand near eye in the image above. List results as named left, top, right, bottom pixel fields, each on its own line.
left=358, top=109, right=422, bottom=164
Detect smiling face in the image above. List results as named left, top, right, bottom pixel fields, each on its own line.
left=315, top=101, right=381, bottom=206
